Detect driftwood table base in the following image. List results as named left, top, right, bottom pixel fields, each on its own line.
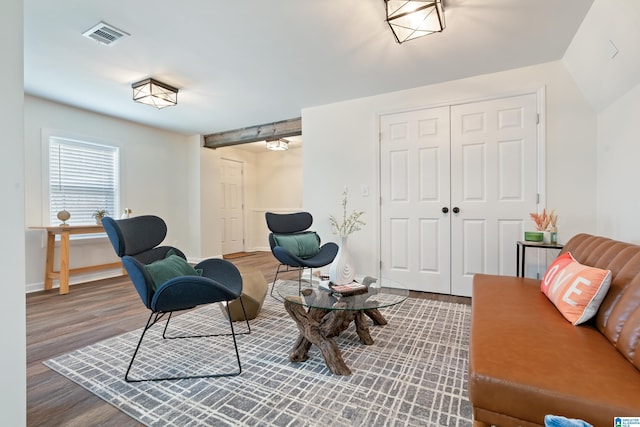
left=283, top=296, right=388, bottom=375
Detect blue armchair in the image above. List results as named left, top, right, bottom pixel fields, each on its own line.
left=265, top=211, right=338, bottom=297
left=102, top=215, right=250, bottom=382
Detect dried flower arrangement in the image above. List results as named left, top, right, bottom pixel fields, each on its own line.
left=329, top=189, right=365, bottom=237
left=529, top=208, right=557, bottom=231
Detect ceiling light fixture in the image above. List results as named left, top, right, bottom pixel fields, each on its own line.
left=384, top=0, right=445, bottom=44
left=265, top=138, right=289, bottom=151
left=131, top=78, right=179, bottom=109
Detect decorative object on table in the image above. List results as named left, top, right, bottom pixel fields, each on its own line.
left=92, top=209, right=108, bottom=225
left=329, top=188, right=366, bottom=285
left=329, top=235, right=356, bottom=285
left=319, top=279, right=368, bottom=297
left=120, top=208, right=132, bottom=219
left=361, top=276, right=379, bottom=290
left=57, top=209, right=71, bottom=226
left=528, top=208, right=558, bottom=243
left=524, top=231, right=543, bottom=242
left=549, top=214, right=558, bottom=244
left=330, top=281, right=369, bottom=297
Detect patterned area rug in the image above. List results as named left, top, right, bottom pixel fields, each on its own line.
left=44, top=292, right=472, bottom=426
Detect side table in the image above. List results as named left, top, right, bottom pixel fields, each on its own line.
left=30, top=225, right=124, bottom=294
left=516, top=241, right=564, bottom=278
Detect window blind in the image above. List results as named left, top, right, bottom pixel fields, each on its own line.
left=49, top=137, right=120, bottom=226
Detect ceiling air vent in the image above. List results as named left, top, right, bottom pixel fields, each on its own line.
left=82, top=21, right=129, bottom=46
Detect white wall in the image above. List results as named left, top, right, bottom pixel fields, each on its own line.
left=2, top=0, right=25, bottom=424
left=199, top=144, right=223, bottom=259
left=302, top=60, right=598, bottom=276
left=24, top=96, right=198, bottom=291
left=253, top=147, right=303, bottom=250
left=596, top=83, right=640, bottom=242
left=563, top=0, right=640, bottom=242
left=563, top=0, right=640, bottom=113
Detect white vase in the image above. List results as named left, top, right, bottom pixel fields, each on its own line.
left=329, top=235, right=356, bottom=285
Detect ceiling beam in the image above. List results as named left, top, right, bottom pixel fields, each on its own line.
left=203, top=117, right=301, bottom=149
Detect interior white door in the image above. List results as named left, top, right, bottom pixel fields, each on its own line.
left=450, top=93, right=539, bottom=296
left=380, top=106, right=451, bottom=293
left=220, top=158, right=244, bottom=255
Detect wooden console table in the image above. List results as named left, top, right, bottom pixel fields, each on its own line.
left=31, top=225, right=123, bottom=295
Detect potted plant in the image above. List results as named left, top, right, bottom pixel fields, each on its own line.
left=528, top=208, right=558, bottom=243
left=92, top=209, right=108, bottom=225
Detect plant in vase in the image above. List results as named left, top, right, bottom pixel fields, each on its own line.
left=328, top=189, right=365, bottom=285
left=529, top=208, right=558, bottom=243
left=92, top=209, right=108, bottom=225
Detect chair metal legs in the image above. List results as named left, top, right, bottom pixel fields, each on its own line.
left=124, top=298, right=251, bottom=382
left=270, top=264, right=315, bottom=297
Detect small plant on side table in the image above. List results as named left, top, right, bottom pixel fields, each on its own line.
left=92, top=209, right=108, bottom=225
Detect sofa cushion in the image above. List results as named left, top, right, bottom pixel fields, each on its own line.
left=541, top=252, right=612, bottom=325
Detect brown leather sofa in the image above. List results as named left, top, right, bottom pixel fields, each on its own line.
left=469, top=234, right=640, bottom=426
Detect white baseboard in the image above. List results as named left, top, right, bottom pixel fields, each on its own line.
left=26, top=268, right=125, bottom=293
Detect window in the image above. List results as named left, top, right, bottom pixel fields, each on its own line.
left=49, top=136, right=120, bottom=226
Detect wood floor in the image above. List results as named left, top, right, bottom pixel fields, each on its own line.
left=26, top=251, right=470, bottom=426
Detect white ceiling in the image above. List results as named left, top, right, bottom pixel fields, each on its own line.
left=24, top=0, right=594, bottom=137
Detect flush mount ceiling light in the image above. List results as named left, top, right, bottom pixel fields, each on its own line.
left=265, top=138, right=289, bottom=151
left=131, top=78, right=179, bottom=109
left=385, top=0, right=445, bottom=44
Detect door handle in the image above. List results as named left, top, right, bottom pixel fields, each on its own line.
left=442, top=207, right=449, bottom=214
left=452, top=207, right=460, bottom=214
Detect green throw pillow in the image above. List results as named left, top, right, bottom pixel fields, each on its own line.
left=273, top=232, right=321, bottom=259
left=145, top=250, right=201, bottom=290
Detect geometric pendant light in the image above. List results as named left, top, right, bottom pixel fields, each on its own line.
left=384, top=0, right=445, bottom=44
left=131, top=78, right=179, bottom=109
left=265, top=138, right=289, bottom=151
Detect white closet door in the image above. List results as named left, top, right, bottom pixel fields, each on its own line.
left=380, top=107, right=451, bottom=293
left=450, top=93, right=539, bottom=296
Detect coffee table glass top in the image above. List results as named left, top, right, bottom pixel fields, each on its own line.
left=275, top=276, right=409, bottom=311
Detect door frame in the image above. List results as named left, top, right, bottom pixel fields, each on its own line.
left=375, top=86, right=547, bottom=281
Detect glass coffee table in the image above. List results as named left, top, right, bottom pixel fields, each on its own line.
left=275, top=277, right=409, bottom=375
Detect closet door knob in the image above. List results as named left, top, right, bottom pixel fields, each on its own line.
left=452, top=207, right=460, bottom=214
left=442, top=207, right=449, bottom=213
